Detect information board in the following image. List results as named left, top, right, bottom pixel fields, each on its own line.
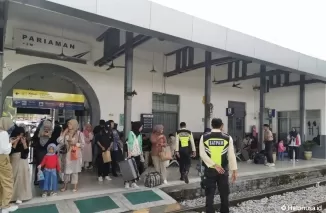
left=140, top=113, right=154, bottom=133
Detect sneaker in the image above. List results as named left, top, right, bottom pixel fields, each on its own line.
left=50, top=192, right=57, bottom=196
left=105, top=176, right=112, bottom=181
left=98, top=177, right=103, bottom=182
left=41, top=193, right=47, bottom=198
left=131, top=183, right=139, bottom=188
left=268, top=163, right=275, bottom=167
left=296, top=159, right=299, bottom=162
left=125, top=183, right=130, bottom=189
left=2, top=205, right=18, bottom=213
left=15, top=200, right=22, bottom=204
left=163, top=180, right=168, bottom=184
left=265, top=163, right=270, bottom=166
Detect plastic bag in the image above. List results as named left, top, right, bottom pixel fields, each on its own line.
left=37, top=170, right=44, bottom=181
left=71, top=145, right=78, bottom=161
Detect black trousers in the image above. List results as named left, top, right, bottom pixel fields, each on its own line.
left=288, top=146, right=299, bottom=159
left=264, top=141, right=274, bottom=163
left=179, top=151, right=191, bottom=175
left=97, top=154, right=111, bottom=177
left=204, top=168, right=229, bottom=213
left=34, top=149, right=46, bottom=183
left=111, top=149, right=123, bottom=175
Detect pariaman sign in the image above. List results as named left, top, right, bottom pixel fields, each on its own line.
left=13, top=29, right=91, bottom=60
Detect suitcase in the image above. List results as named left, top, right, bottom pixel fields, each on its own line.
left=119, top=158, right=139, bottom=181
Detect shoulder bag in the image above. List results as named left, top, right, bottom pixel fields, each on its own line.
left=60, top=136, right=68, bottom=154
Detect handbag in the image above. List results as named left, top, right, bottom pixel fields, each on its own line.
left=102, top=150, right=112, bottom=163
left=60, top=137, right=68, bottom=154
left=144, top=172, right=162, bottom=188
left=159, top=146, right=172, bottom=161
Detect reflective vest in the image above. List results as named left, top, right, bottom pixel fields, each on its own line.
left=203, top=132, right=230, bottom=169
left=177, top=129, right=192, bottom=150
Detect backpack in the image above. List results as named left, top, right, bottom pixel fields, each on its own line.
left=144, top=172, right=162, bottom=188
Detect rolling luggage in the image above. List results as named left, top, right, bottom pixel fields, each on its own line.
left=119, top=158, right=139, bottom=181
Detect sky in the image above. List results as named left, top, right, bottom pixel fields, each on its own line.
left=150, top=0, right=325, bottom=61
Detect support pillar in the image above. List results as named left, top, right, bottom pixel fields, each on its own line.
left=204, top=51, right=212, bottom=129
left=123, top=31, right=133, bottom=141
left=0, top=0, right=8, bottom=116
left=258, top=65, right=266, bottom=151
left=299, top=75, right=305, bottom=143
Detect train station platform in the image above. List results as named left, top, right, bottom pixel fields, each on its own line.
left=16, top=158, right=326, bottom=212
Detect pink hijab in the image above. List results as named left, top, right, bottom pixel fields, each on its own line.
left=83, top=124, right=92, bottom=138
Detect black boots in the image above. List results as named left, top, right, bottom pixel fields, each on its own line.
left=184, top=171, right=189, bottom=184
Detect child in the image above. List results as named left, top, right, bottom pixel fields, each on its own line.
left=278, top=140, right=286, bottom=161
left=38, top=143, right=60, bottom=197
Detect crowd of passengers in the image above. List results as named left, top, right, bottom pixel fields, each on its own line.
left=0, top=117, right=178, bottom=212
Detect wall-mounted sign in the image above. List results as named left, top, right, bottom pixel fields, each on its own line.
left=268, top=109, right=276, bottom=118
left=226, top=108, right=235, bottom=116
left=13, top=89, right=85, bottom=103
left=13, top=29, right=91, bottom=60
left=12, top=89, right=84, bottom=110
left=141, top=113, right=154, bottom=133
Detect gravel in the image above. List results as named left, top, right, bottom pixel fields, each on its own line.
left=228, top=185, right=326, bottom=213
left=180, top=176, right=326, bottom=209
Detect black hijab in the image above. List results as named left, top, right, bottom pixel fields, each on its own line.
left=290, top=128, right=298, bottom=138
left=131, top=121, right=142, bottom=137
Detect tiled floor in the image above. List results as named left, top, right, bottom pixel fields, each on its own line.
left=21, top=158, right=326, bottom=208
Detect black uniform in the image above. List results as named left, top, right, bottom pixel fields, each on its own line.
left=202, top=132, right=230, bottom=213
left=176, top=129, right=193, bottom=181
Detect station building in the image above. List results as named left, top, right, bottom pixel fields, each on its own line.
left=1, top=0, right=326, bottom=158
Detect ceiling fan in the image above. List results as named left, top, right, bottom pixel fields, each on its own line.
left=232, top=82, right=242, bottom=89
left=106, top=61, right=125, bottom=71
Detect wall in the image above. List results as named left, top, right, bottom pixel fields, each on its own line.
left=4, top=18, right=326, bottom=134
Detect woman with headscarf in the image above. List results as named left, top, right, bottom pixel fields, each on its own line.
left=150, top=124, right=168, bottom=184
left=57, top=119, right=85, bottom=192
left=125, top=121, right=144, bottom=188
left=287, top=127, right=301, bottom=161
left=82, top=124, right=93, bottom=170
left=33, top=120, right=53, bottom=185
left=9, top=126, right=32, bottom=204
left=0, top=117, right=18, bottom=213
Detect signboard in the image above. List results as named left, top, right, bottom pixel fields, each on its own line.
left=13, top=89, right=85, bottom=103
left=268, top=109, right=276, bottom=118
left=12, top=89, right=85, bottom=110
left=13, top=29, right=91, bottom=60
left=141, top=113, right=154, bottom=133
left=12, top=99, right=84, bottom=110
left=226, top=108, right=235, bottom=116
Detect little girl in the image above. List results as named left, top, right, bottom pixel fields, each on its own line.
left=38, top=143, right=60, bottom=197
left=278, top=140, right=286, bottom=161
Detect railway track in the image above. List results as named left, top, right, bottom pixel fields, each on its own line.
left=171, top=180, right=326, bottom=213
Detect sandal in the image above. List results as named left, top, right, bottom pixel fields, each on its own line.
left=60, top=188, right=67, bottom=192
left=72, top=189, right=78, bottom=192
left=50, top=192, right=57, bottom=196
left=42, top=193, right=47, bottom=197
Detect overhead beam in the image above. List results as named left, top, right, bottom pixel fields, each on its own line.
left=94, top=34, right=151, bottom=67
left=270, top=79, right=325, bottom=89
left=214, top=69, right=288, bottom=84
left=165, top=46, right=190, bottom=56
left=164, top=57, right=238, bottom=77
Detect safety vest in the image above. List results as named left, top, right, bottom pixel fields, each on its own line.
left=177, top=129, right=192, bottom=150
left=203, top=132, right=230, bottom=169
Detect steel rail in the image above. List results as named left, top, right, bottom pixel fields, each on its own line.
left=171, top=180, right=326, bottom=213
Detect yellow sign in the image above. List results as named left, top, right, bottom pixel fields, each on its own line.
left=13, top=89, right=85, bottom=103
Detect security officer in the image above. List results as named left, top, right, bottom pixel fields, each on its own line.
left=175, top=122, right=196, bottom=184
left=199, top=118, right=238, bottom=213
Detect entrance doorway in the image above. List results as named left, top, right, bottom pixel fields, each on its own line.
left=228, top=101, right=246, bottom=149
left=152, top=93, right=179, bottom=136
left=3, top=63, right=100, bottom=126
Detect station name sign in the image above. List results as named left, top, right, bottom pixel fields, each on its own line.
left=13, top=29, right=91, bottom=60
